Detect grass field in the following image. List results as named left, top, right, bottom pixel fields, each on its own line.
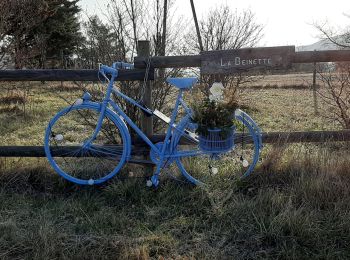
left=0, top=77, right=349, bottom=259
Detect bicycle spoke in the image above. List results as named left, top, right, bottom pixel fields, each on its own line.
left=45, top=105, right=127, bottom=184
left=174, top=110, right=261, bottom=186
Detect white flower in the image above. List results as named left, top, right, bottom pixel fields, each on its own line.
left=209, top=82, right=224, bottom=102
left=209, top=94, right=219, bottom=101
left=210, top=82, right=224, bottom=95
left=211, top=167, right=218, bottom=175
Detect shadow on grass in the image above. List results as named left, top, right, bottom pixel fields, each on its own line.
left=1, top=144, right=350, bottom=259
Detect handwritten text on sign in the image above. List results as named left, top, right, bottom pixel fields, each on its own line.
left=201, top=46, right=295, bottom=74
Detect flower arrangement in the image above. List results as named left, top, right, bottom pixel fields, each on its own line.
left=191, top=82, right=239, bottom=152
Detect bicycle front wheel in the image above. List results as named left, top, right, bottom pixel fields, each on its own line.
left=175, top=110, right=261, bottom=187
left=44, top=103, right=130, bottom=185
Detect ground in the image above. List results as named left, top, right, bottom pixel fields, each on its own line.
left=0, top=76, right=349, bottom=259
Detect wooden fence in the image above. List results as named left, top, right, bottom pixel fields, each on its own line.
left=1, top=130, right=350, bottom=157
left=134, top=49, right=350, bottom=68
left=1, top=45, right=350, bottom=158
left=0, top=68, right=153, bottom=81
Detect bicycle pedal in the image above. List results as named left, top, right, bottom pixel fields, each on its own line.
left=151, top=176, right=159, bottom=187
left=210, top=167, right=218, bottom=175
left=146, top=180, right=153, bottom=187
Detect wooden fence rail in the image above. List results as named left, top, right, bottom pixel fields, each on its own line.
left=1, top=46, right=350, bottom=160
left=1, top=130, right=349, bottom=158
left=134, top=49, right=350, bottom=68
left=0, top=69, right=153, bottom=81
left=1, top=50, right=350, bottom=81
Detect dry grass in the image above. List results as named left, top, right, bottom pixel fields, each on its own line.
left=246, top=73, right=314, bottom=87
left=0, top=77, right=350, bottom=258
left=0, top=144, right=349, bottom=259
left=243, top=88, right=338, bottom=132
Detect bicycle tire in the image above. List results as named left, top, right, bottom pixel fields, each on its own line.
left=44, top=102, right=131, bottom=185
left=174, top=109, right=262, bottom=186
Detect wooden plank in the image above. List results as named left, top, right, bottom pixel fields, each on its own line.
left=138, top=40, right=153, bottom=137
left=0, top=145, right=149, bottom=157
left=0, top=69, right=154, bottom=82
left=134, top=49, right=350, bottom=69
left=134, top=130, right=350, bottom=145
left=0, top=145, right=153, bottom=166
left=137, top=40, right=154, bottom=172
left=293, top=50, right=350, bottom=63
left=11, top=53, right=339, bottom=76
left=262, top=130, right=350, bottom=143
left=134, top=55, right=201, bottom=69
left=201, top=46, right=295, bottom=74
left=0, top=131, right=349, bottom=159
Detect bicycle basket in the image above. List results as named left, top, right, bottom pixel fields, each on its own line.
left=199, top=126, right=235, bottom=153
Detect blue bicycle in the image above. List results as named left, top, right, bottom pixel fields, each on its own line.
left=44, top=62, right=262, bottom=187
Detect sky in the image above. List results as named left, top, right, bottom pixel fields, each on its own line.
left=79, top=0, right=350, bottom=47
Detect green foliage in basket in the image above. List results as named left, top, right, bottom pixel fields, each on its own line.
left=191, top=98, right=239, bottom=136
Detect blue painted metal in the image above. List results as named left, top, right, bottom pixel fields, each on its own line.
left=198, top=127, right=235, bottom=153
left=111, top=88, right=153, bottom=118
left=166, top=77, right=197, bottom=90
left=44, top=102, right=131, bottom=185
left=82, top=92, right=91, bottom=101
left=113, top=62, right=134, bottom=69
left=150, top=90, right=184, bottom=186
left=108, top=98, right=158, bottom=153
left=45, top=63, right=263, bottom=187
left=234, top=109, right=262, bottom=178
left=173, top=109, right=262, bottom=185
left=100, top=65, right=118, bottom=76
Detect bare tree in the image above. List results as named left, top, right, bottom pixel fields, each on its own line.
left=314, top=15, right=350, bottom=49
left=185, top=5, right=264, bottom=101
left=317, top=64, right=350, bottom=129
left=105, top=0, right=145, bottom=60
left=105, top=0, right=186, bottom=58
left=95, top=0, right=186, bottom=132
left=314, top=15, right=350, bottom=129
left=79, top=16, right=125, bottom=68
left=186, top=5, right=264, bottom=53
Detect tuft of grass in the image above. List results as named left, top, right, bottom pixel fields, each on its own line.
left=0, top=95, right=26, bottom=106
left=248, top=83, right=313, bottom=90
left=0, top=144, right=350, bottom=259
left=0, top=77, right=349, bottom=258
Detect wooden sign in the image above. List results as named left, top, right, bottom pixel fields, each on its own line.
left=201, top=46, right=295, bottom=74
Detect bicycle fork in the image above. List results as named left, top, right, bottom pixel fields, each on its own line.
left=83, top=78, right=115, bottom=148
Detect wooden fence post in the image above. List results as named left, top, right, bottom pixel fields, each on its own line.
left=312, top=59, right=319, bottom=115
left=137, top=40, right=153, bottom=137
left=60, top=49, right=64, bottom=88
left=137, top=40, right=154, bottom=177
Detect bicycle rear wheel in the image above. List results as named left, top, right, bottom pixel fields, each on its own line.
left=44, top=103, right=130, bottom=185
left=175, top=110, right=261, bottom=187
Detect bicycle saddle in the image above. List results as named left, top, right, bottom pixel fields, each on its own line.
left=166, top=77, right=198, bottom=90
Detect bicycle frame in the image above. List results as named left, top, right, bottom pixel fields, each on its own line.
left=91, top=72, right=194, bottom=161
left=45, top=64, right=262, bottom=186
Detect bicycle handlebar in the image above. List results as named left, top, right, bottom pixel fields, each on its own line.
left=99, top=62, right=134, bottom=78
left=99, top=65, right=118, bottom=77
left=113, top=62, right=134, bottom=69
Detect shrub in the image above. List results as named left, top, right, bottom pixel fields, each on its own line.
left=191, top=82, right=239, bottom=136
